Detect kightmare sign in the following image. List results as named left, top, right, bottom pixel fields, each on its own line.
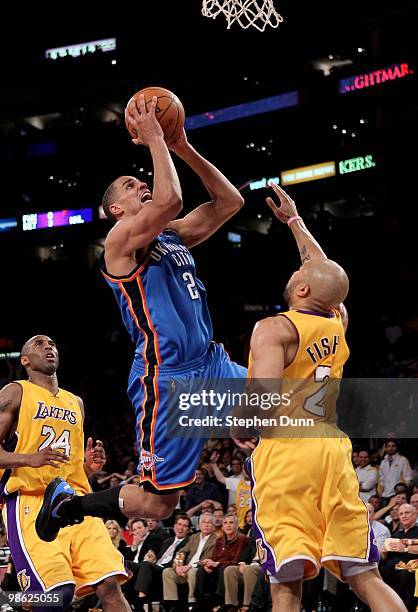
left=339, top=63, right=413, bottom=94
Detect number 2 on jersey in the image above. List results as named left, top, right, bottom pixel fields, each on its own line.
left=38, top=425, right=71, bottom=456
left=182, top=272, right=200, bottom=300
left=302, top=365, right=331, bottom=417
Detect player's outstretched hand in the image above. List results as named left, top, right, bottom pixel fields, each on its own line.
left=232, top=437, right=258, bottom=450
left=85, top=437, right=106, bottom=473
left=266, top=183, right=299, bottom=223
left=27, top=446, right=70, bottom=468
left=125, top=95, right=164, bottom=146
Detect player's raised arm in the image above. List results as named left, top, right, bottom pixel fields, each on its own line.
left=266, top=183, right=327, bottom=263
left=104, top=95, right=183, bottom=260
left=267, top=184, right=349, bottom=330
left=167, top=129, right=244, bottom=247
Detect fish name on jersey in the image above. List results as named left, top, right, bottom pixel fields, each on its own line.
left=33, top=401, right=77, bottom=425
left=149, top=241, right=194, bottom=267
left=306, top=335, right=340, bottom=364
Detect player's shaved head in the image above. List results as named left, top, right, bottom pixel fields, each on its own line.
left=20, top=335, right=59, bottom=376
left=285, top=259, right=349, bottom=310
left=21, top=335, right=51, bottom=355
left=102, top=180, right=118, bottom=222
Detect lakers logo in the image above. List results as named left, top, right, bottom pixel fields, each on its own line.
left=256, top=538, right=267, bottom=563
left=140, top=450, right=164, bottom=471
left=17, top=569, right=31, bottom=591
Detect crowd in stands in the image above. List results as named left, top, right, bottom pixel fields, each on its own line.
left=2, top=435, right=418, bottom=611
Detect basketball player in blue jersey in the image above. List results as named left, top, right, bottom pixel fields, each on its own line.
left=36, top=94, right=246, bottom=542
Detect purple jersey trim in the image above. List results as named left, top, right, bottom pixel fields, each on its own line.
left=296, top=309, right=335, bottom=318
left=5, top=494, right=45, bottom=591
left=248, top=452, right=278, bottom=575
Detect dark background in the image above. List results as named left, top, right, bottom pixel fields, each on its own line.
left=0, top=1, right=417, bottom=464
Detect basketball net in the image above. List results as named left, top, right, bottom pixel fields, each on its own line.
left=202, top=0, right=283, bottom=31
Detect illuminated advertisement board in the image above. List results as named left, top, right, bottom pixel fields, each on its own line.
left=45, top=38, right=116, bottom=60
left=0, top=218, right=18, bottom=232
left=249, top=176, right=280, bottom=191
left=339, top=154, right=376, bottom=174
left=185, top=91, right=299, bottom=130
left=339, top=62, right=413, bottom=94
left=22, top=208, right=93, bottom=231
left=281, top=162, right=336, bottom=186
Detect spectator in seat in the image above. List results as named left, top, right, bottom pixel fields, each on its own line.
left=395, top=482, right=410, bottom=497
left=106, top=519, right=128, bottom=554
left=135, top=514, right=191, bottom=608
left=365, top=503, right=390, bottom=554
left=380, top=504, right=418, bottom=610
left=147, top=518, right=167, bottom=541
left=124, top=518, right=164, bottom=607
left=213, top=509, right=225, bottom=538
left=352, top=449, right=360, bottom=468
left=368, top=494, right=381, bottom=512
left=122, top=517, right=135, bottom=546
left=187, top=500, right=222, bottom=530
left=385, top=503, right=402, bottom=534
left=194, top=514, right=253, bottom=609
left=410, top=493, right=418, bottom=522
left=211, top=452, right=243, bottom=506
left=241, top=510, right=253, bottom=536
left=223, top=549, right=261, bottom=612
left=162, top=512, right=218, bottom=610
left=125, top=518, right=163, bottom=564
left=356, top=449, right=378, bottom=502
left=184, top=468, right=223, bottom=512
left=378, top=439, right=413, bottom=502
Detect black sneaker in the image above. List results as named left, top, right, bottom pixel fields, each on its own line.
left=35, top=477, right=81, bottom=542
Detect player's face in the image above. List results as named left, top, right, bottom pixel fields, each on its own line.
left=22, top=336, right=59, bottom=375
left=113, top=176, right=152, bottom=216
left=174, top=518, right=190, bottom=539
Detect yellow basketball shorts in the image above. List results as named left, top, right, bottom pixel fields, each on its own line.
left=2, top=492, right=129, bottom=596
left=249, top=436, right=379, bottom=581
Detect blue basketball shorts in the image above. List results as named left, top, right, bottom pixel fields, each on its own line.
left=128, top=342, right=247, bottom=493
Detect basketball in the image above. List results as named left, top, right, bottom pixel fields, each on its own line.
left=125, top=86, right=185, bottom=143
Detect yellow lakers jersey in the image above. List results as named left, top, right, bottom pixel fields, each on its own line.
left=236, top=478, right=251, bottom=528
left=249, top=309, right=349, bottom=433
left=3, top=380, right=90, bottom=495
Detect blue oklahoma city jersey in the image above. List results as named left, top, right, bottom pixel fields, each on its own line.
left=101, top=228, right=246, bottom=492
left=100, top=229, right=213, bottom=367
